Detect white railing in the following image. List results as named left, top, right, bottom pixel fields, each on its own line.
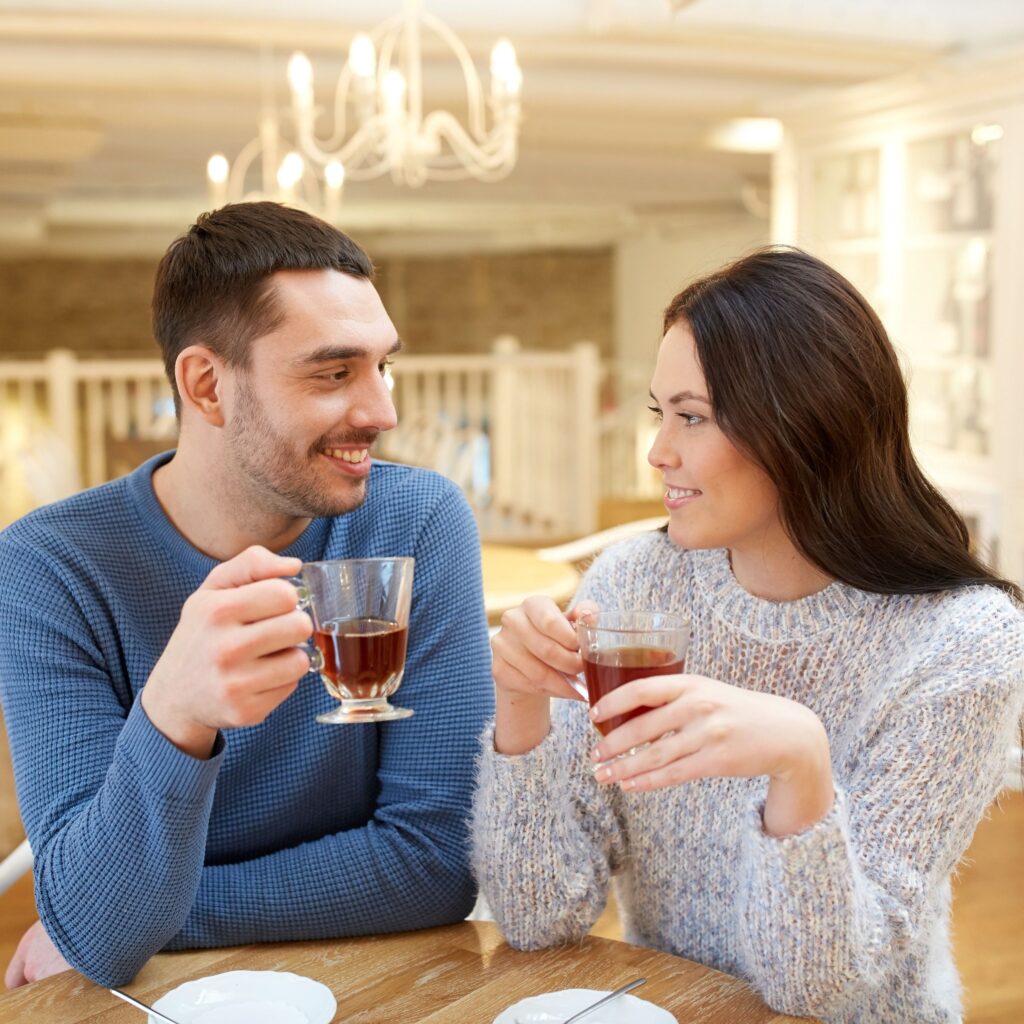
left=379, top=336, right=600, bottom=540
left=0, top=342, right=601, bottom=541
left=597, top=360, right=663, bottom=502
left=0, top=350, right=177, bottom=526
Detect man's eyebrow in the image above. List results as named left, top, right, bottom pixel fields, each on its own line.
left=648, top=388, right=711, bottom=406
left=296, top=338, right=403, bottom=365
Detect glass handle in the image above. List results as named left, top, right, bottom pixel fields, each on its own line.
left=284, top=575, right=311, bottom=610
left=284, top=576, right=322, bottom=673
left=561, top=671, right=588, bottom=700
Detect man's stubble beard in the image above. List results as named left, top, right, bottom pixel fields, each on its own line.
left=226, top=377, right=370, bottom=520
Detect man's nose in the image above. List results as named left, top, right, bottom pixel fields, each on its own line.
left=350, top=370, right=398, bottom=432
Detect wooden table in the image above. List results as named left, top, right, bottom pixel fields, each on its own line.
left=0, top=921, right=814, bottom=1023
left=481, top=544, right=579, bottom=623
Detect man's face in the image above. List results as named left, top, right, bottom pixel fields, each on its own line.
left=223, top=268, right=400, bottom=519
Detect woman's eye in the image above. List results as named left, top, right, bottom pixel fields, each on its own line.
left=647, top=404, right=663, bottom=422
left=679, top=413, right=704, bottom=426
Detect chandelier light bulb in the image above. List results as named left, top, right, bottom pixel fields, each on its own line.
left=277, top=151, right=305, bottom=190
left=381, top=68, right=407, bottom=110
left=490, top=38, right=518, bottom=83
left=348, top=33, right=377, bottom=79
left=325, top=160, right=346, bottom=190
left=287, top=52, right=315, bottom=103
left=503, top=63, right=523, bottom=97
left=206, top=154, right=229, bottom=185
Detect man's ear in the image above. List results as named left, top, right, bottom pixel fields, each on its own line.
left=176, top=345, right=227, bottom=427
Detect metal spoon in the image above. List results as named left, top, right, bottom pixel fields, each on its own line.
left=562, top=978, right=647, bottom=1024
left=109, top=987, right=183, bottom=1024
left=516, top=977, right=647, bottom=1024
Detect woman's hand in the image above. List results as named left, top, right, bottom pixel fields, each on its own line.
left=589, top=674, right=834, bottom=837
left=491, top=596, right=596, bottom=756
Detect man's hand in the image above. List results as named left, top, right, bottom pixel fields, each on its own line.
left=141, top=545, right=314, bottom=758
left=4, top=920, right=71, bottom=989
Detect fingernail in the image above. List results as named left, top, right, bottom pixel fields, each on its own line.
left=596, top=766, right=613, bottom=782
left=589, top=706, right=600, bottom=720
left=621, top=778, right=636, bottom=791
left=590, top=746, right=601, bottom=762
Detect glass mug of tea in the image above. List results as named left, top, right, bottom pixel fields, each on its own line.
left=289, top=557, right=415, bottom=724
left=574, top=610, right=690, bottom=740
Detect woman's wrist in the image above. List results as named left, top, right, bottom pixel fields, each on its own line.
left=493, top=689, right=551, bottom=755
left=763, top=715, right=834, bottom=837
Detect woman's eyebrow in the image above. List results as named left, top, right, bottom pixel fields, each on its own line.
left=648, top=388, right=711, bottom=406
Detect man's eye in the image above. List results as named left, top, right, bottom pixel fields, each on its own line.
left=319, top=369, right=348, bottom=382
left=379, top=358, right=394, bottom=376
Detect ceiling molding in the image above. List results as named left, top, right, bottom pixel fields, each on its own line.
left=0, top=11, right=941, bottom=83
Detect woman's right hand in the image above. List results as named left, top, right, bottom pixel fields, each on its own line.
left=491, top=596, right=597, bottom=754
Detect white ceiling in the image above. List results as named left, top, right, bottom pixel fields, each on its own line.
left=3, top=0, right=1024, bottom=256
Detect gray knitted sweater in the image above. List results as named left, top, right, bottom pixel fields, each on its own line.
left=471, top=533, right=1024, bottom=1023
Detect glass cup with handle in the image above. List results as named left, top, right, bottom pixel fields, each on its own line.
left=289, top=557, right=415, bottom=724
left=571, top=609, right=690, bottom=758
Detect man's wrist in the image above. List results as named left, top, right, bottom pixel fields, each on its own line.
left=140, top=687, right=218, bottom=760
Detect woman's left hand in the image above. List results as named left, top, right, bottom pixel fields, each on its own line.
left=589, top=673, right=835, bottom=837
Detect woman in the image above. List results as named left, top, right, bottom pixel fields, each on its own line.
left=471, top=247, right=1024, bottom=1024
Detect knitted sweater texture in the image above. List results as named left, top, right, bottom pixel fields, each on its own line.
left=0, top=454, right=494, bottom=986
left=472, top=532, right=1024, bottom=1023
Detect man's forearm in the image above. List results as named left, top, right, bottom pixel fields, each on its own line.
left=32, top=699, right=221, bottom=986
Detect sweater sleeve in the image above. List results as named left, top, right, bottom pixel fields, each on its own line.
left=0, top=537, right=224, bottom=987
left=472, top=707, right=628, bottom=948
left=169, top=484, right=494, bottom=949
left=734, top=611, right=1024, bottom=1020
left=470, top=546, right=632, bottom=948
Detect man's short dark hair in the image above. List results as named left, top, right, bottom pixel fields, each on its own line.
left=152, top=202, right=374, bottom=407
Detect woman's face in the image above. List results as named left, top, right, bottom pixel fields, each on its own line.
left=648, top=321, right=781, bottom=553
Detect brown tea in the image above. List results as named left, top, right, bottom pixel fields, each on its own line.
left=582, top=645, right=683, bottom=736
left=313, top=616, right=409, bottom=702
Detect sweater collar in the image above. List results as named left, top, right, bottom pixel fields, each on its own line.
left=690, top=546, right=876, bottom=641
left=126, top=450, right=332, bottom=573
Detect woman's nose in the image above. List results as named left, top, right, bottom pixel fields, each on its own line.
left=647, top=426, right=679, bottom=471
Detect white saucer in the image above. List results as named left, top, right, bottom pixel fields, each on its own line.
left=494, top=988, right=676, bottom=1024
left=149, top=970, right=336, bottom=1024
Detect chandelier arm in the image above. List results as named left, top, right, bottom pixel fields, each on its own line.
left=297, top=115, right=390, bottom=170
left=321, top=62, right=356, bottom=153
left=420, top=10, right=489, bottom=139
left=226, top=136, right=268, bottom=200
left=420, top=109, right=518, bottom=173
left=342, top=160, right=394, bottom=181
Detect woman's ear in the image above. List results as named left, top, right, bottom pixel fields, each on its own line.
left=175, top=345, right=226, bottom=427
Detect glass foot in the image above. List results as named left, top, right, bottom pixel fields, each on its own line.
left=316, top=699, right=414, bottom=724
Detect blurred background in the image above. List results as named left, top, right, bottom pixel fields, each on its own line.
left=1, top=2, right=1023, bottom=1018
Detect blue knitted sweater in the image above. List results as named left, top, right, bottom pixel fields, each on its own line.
left=0, top=454, right=493, bottom=986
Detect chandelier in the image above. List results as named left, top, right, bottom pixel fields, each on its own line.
left=206, top=0, right=523, bottom=213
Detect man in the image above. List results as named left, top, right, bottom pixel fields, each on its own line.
left=0, top=202, right=493, bottom=987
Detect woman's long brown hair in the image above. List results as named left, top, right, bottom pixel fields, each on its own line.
left=663, top=246, right=1021, bottom=602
